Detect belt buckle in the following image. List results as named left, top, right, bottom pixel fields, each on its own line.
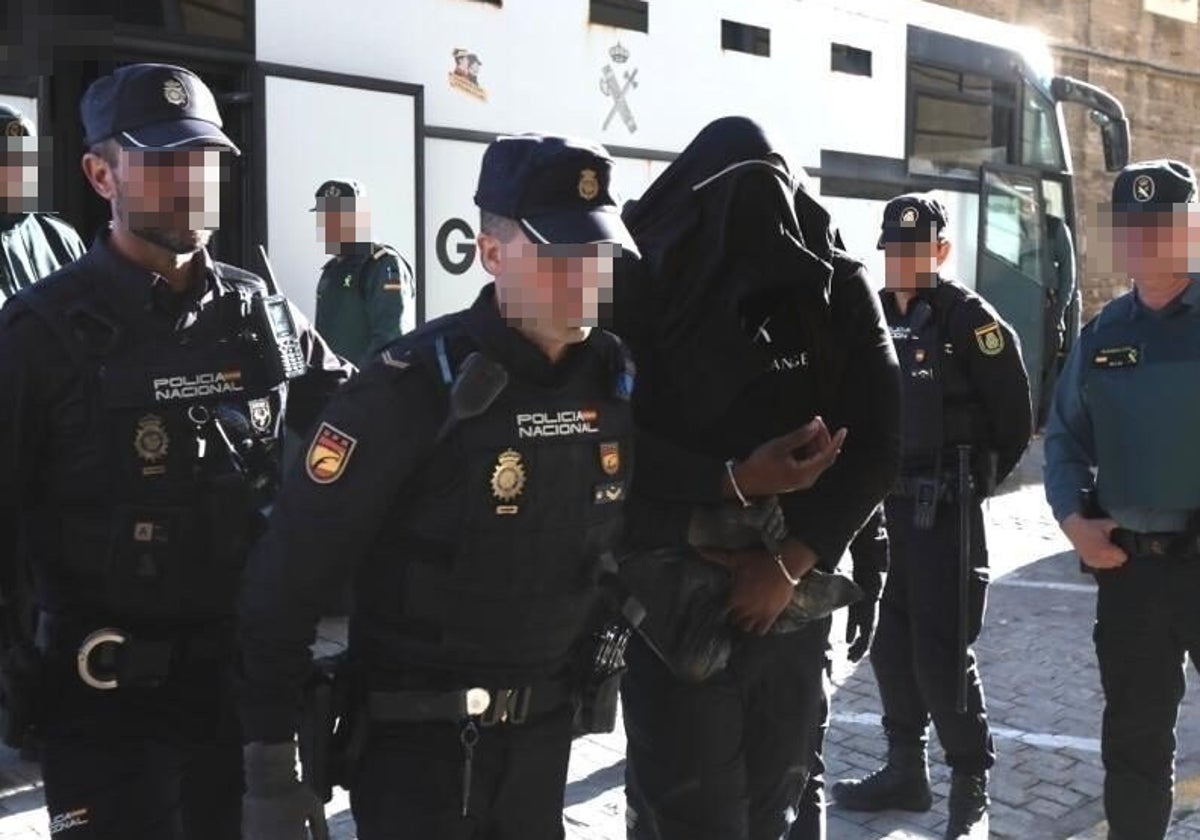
left=478, top=687, right=532, bottom=727
left=76, top=628, right=129, bottom=691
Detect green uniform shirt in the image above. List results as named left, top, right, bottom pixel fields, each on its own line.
left=0, top=213, right=86, bottom=304
left=314, top=242, right=415, bottom=367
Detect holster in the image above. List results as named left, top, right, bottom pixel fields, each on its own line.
left=298, top=652, right=365, bottom=802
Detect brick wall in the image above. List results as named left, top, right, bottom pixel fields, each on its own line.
left=931, top=0, right=1200, bottom=318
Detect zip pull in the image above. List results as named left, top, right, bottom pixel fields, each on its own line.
left=187, top=405, right=210, bottom=460
left=460, top=720, right=479, bottom=818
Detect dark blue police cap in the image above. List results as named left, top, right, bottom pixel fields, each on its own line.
left=0, top=103, right=34, bottom=138
left=81, top=63, right=240, bottom=156
left=474, top=134, right=637, bottom=255
left=1111, top=160, right=1197, bottom=214
left=877, top=192, right=948, bottom=249
left=310, top=178, right=365, bottom=211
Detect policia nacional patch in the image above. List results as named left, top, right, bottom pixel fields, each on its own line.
left=974, top=322, right=1005, bottom=356
left=306, top=422, right=358, bottom=484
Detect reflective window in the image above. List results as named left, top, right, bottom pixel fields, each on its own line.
left=908, top=61, right=1016, bottom=177
left=982, top=169, right=1045, bottom=284
left=1021, top=83, right=1067, bottom=171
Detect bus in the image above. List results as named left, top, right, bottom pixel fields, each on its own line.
left=11, top=0, right=1128, bottom=416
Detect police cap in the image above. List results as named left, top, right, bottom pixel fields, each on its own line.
left=310, top=178, right=366, bottom=212
left=474, top=133, right=638, bottom=255
left=0, top=104, right=34, bottom=139
left=877, top=192, right=948, bottom=249
left=1111, top=159, right=1197, bottom=216
left=81, top=63, right=240, bottom=155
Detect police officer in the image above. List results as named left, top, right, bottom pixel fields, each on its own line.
left=0, top=103, right=85, bottom=302
left=0, top=63, right=351, bottom=839
left=832, top=193, right=1032, bottom=839
left=312, top=178, right=415, bottom=366
left=237, top=134, right=638, bottom=840
left=1044, top=160, right=1200, bottom=840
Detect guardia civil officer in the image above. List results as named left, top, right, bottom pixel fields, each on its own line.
left=0, top=103, right=85, bottom=302
left=312, top=178, right=414, bottom=366
left=238, top=134, right=638, bottom=840
left=0, top=64, right=352, bottom=839
left=1044, top=160, right=1200, bottom=840
left=832, top=193, right=1032, bottom=840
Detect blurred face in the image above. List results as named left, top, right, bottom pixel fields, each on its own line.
left=0, top=139, right=38, bottom=213
left=480, top=227, right=617, bottom=347
left=1112, top=206, right=1198, bottom=281
left=83, top=145, right=224, bottom=254
left=884, top=238, right=951, bottom=290
left=316, top=200, right=370, bottom=252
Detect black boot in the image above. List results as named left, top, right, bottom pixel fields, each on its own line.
left=830, top=740, right=932, bottom=813
left=944, top=771, right=989, bottom=839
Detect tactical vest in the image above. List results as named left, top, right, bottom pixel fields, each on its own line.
left=13, top=268, right=287, bottom=625
left=1083, top=302, right=1200, bottom=511
left=354, top=324, right=635, bottom=686
left=889, top=283, right=985, bottom=476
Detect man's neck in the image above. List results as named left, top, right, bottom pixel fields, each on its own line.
left=895, top=290, right=917, bottom=315
left=1135, top=275, right=1192, bottom=312
left=492, top=292, right=569, bottom=363
left=110, top=225, right=198, bottom=293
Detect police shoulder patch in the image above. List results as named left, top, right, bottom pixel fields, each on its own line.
left=306, top=422, right=358, bottom=484
left=973, top=321, right=1005, bottom=356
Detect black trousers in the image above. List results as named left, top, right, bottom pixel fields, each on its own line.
left=622, top=617, right=831, bottom=840
left=39, top=660, right=242, bottom=840
left=1093, top=554, right=1200, bottom=840
left=350, top=706, right=573, bottom=840
left=869, top=496, right=994, bottom=773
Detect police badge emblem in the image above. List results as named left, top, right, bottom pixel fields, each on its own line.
left=1133, top=174, right=1156, bottom=203
left=491, top=449, right=527, bottom=514
left=324, top=183, right=341, bottom=198
left=974, top=322, right=1005, bottom=357
left=578, top=169, right=600, bottom=201
left=599, top=441, right=620, bottom=476
left=900, top=207, right=920, bottom=225
left=306, top=422, right=358, bottom=484
left=134, top=415, right=169, bottom=462
left=248, top=398, right=273, bottom=434
left=163, top=78, right=189, bottom=108
left=4, top=121, right=24, bottom=137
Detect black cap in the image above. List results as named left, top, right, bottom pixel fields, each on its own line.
left=0, top=104, right=34, bottom=138
left=310, top=178, right=365, bottom=211
left=81, top=63, right=240, bottom=155
left=877, top=192, right=948, bottom=249
left=1111, top=159, right=1197, bottom=214
left=474, top=134, right=637, bottom=255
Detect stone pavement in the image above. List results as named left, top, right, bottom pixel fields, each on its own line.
left=2, top=442, right=1200, bottom=838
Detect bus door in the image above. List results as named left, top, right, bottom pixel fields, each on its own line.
left=976, top=163, right=1048, bottom=419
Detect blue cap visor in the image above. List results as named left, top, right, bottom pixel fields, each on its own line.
left=117, top=118, right=241, bottom=156
left=519, top=208, right=639, bottom=258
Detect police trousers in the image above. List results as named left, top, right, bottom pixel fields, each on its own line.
left=39, top=657, right=242, bottom=840
left=622, top=617, right=831, bottom=840
left=1093, top=552, right=1200, bottom=840
left=349, top=706, right=573, bottom=840
left=869, top=495, right=994, bottom=773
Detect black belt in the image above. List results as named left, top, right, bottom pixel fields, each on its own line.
left=367, top=679, right=572, bottom=727
left=35, top=612, right=231, bottom=691
left=1110, top=529, right=1199, bottom=559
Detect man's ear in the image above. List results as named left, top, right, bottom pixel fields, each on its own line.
left=81, top=152, right=118, bottom=202
left=936, top=239, right=952, bottom=266
left=477, top=232, right=504, bottom=277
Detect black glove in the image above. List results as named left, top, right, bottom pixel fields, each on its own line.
left=687, top=496, right=788, bottom=553
left=845, top=566, right=883, bottom=663
left=243, top=742, right=330, bottom=840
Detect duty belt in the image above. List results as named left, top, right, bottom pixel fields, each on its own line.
left=366, top=679, right=572, bottom=727
left=891, top=475, right=966, bottom=502
left=1110, top=529, right=1200, bottom=559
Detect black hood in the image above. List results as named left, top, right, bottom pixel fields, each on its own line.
left=619, top=116, right=840, bottom=427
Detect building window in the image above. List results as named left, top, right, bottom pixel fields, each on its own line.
left=907, top=61, right=1016, bottom=176
left=590, top=0, right=649, bottom=33
left=722, top=20, right=770, bottom=57
left=831, top=43, right=872, bottom=76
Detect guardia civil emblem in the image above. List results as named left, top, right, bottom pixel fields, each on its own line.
left=974, top=322, right=1005, bottom=357
left=490, top=448, right=527, bottom=514
left=1133, top=174, right=1156, bottom=203
left=134, top=414, right=169, bottom=462
left=248, top=398, right=272, bottom=434
left=324, top=183, right=341, bottom=198
left=163, top=78, right=189, bottom=108
left=4, top=121, right=24, bottom=137
left=578, top=169, right=600, bottom=201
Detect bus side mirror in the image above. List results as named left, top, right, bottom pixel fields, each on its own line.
left=1052, top=75, right=1130, bottom=172
left=1099, top=115, right=1130, bottom=173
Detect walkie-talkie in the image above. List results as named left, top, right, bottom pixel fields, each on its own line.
left=254, top=245, right=307, bottom=382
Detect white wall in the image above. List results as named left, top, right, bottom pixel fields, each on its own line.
left=262, top=75, right=417, bottom=322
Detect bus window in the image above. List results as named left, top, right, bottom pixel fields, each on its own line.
left=1021, top=83, right=1067, bottom=171
left=908, top=62, right=1016, bottom=177
left=982, top=170, right=1044, bottom=283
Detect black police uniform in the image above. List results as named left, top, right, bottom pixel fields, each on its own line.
left=312, top=179, right=415, bottom=367
left=0, top=104, right=86, bottom=301
left=613, top=118, right=902, bottom=840
left=238, top=134, right=638, bottom=840
left=0, top=63, right=353, bottom=840
left=834, top=194, right=1032, bottom=837
left=1044, top=160, right=1200, bottom=840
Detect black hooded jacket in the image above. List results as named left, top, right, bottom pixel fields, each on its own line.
left=613, top=117, right=901, bottom=568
